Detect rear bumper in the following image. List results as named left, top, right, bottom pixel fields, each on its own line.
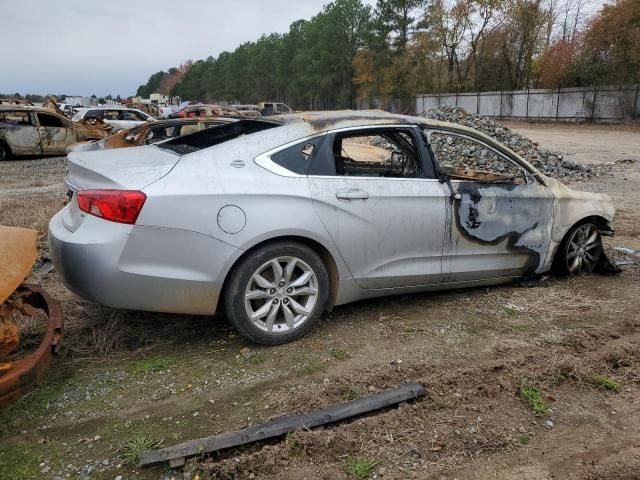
left=48, top=209, right=240, bottom=315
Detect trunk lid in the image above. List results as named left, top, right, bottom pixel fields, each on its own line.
left=66, top=144, right=180, bottom=191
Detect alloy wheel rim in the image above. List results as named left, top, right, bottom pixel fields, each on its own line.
left=566, top=224, right=602, bottom=274
left=244, top=256, right=318, bottom=333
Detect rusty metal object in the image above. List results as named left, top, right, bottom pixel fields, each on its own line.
left=0, top=284, right=63, bottom=406
left=42, top=96, right=66, bottom=117
left=76, top=116, right=112, bottom=132
left=129, top=102, right=160, bottom=118
left=0, top=226, right=63, bottom=406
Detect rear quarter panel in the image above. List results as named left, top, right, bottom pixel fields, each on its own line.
left=137, top=133, right=353, bottom=288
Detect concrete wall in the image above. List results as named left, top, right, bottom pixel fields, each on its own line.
left=416, top=85, right=640, bottom=122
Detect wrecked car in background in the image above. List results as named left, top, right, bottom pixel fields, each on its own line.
left=0, top=105, right=109, bottom=160
left=72, top=107, right=155, bottom=133
left=49, top=111, right=616, bottom=346
left=232, top=104, right=262, bottom=119
left=169, top=104, right=224, bottom=119
left=68, top=117, right=235, bottom=152
left=259, top=102, right=292, bottom=116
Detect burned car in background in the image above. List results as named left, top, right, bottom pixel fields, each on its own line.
left=72, top=107, right=155, bottom=133
left=0, top=105, right=109, bottom=160
left=258, top=102, right=292, bottom=116
left=232, top=105, right=262, bottom=119
left=168, top=104, right=224, bottom=119
left=49, top=111, right=615, bottom=346
left=68, top=117, right=235, bottom=152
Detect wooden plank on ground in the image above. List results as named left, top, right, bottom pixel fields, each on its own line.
left=140, top=382, right=425, bottom=467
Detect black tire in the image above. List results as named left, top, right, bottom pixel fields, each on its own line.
left=554, top=221, right=603, bottom=275
left=223, top=241, right=329, bottom=345
left=0, top=142, right=10, bottom=161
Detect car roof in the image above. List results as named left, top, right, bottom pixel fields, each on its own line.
left=257, top=110, right=541, bottom=174
left=78, top=106, right=143, bottom=110
left=138, top=117, right=237, bottom=128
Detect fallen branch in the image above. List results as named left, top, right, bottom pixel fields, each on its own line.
left=140, top=382, right=426, bottom=468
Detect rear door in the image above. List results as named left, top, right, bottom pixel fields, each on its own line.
left=425, top=129, right=554, bottom=281
left=36, top=112, right=72, bottom=155
left=307, top=126, right=448, bottom=289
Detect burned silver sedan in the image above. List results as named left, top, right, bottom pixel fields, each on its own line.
left=0, top=105, right=108, bottom=160
left=49, top=111, right=615, bottom=345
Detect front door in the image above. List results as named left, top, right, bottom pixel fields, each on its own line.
left=307, top=126, right=448, bottom=289
left=37, top=112, right=72, bottom=155
left=1, top=110, right=42, bottom=155
left=426, top=129, right=554, bottom=281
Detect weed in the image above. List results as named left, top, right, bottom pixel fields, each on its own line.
left=245, top=352, right=266, bottom=365
left=129, top=355, right=176, bottom=375
left=520, top=384, right=549, bottom=415
left=331, top=349, right=351, bottom=361
left=119, top=433, right=163, bottom=465
left=285, top=431, right=301, bottom=455
left=591, top=375, right=621, bottom=391
left=344, top=457, right=379, bottom=478
left=514, top=434, right=530, bottom=445
left=343, top=389, right=361, bottom=401
left=298, top=361, right=323, bottom=376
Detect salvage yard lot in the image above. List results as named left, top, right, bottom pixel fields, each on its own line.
left=0, top=122, right=639, bottom=479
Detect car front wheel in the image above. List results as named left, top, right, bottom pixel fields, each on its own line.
left=557, top=222, right=603, bottom=275
left=223, top=242, right=329, bottom=345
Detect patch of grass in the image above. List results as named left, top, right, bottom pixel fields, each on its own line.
left=331, top=349, right=351, bottom=361
left=514, top=434, right=530, bottom=446
left=245, top=352, right=266, bottom=365
left=344, top=457, right=379, bottom=479
left=343, top=389, right=361, bottom=401
left=0, top=372, right=73, bottom=432
left=591, top=375, right=621, bottom=391
left=0, top=444, right=40, bottom=480
left=520, top=384, right=549, bottom=415
left=129, top=355, right=176, bottom=375
left=119, top=433, right=164, bottom=466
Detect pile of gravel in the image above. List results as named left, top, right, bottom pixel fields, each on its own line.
left=422, top=106, right=596, bottom=179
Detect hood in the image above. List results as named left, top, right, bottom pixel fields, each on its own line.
left=543, top=176, right=613, bottom=203
left=66, top=145, right=181, bottom=191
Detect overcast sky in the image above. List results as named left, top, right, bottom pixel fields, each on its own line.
left=1, top=0, right=606, bottom=98
left=0, top=0, right=373, bottom=97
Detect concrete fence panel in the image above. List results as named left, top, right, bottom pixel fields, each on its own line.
left=415, top=84, right=640, bottom=122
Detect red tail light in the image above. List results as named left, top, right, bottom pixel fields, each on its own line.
left=77, top=190, right=146, bottom=224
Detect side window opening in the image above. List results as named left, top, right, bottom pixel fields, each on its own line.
left=332, top=130, right=423, bottom=178
left=270, top=136, right=325, bottom=175
left=0, top=111, right=32, bottom=126
left=84, top=110, right=103, bottom=121
left=37, top=113, right=66, bottom=128
left=428, top=131, right=530, bottom=184
left=158, top=119, right=280, bottom=154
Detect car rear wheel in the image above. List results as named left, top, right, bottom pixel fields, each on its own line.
left=223, top=242, right=329, bottom=345
left=557, top=222, right=603, bottom=275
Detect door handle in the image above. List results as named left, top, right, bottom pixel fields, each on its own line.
left=336, top=189, right=370, bottom=201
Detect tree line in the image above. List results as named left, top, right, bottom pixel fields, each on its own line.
left=138, top=0, right=638, bottom=112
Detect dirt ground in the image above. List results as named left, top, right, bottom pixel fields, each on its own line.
left=0, top=123, right=639, bottom=480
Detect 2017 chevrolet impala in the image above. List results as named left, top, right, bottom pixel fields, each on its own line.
left=49, top=111, right=616, bottom=344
